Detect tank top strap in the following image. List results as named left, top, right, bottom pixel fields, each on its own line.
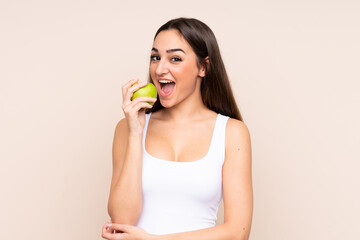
left=208, top=114, right=230, bottom=164
left=143, top=113, right=152, bottom=148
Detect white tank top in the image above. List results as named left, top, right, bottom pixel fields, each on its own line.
left=136, top=113, right=229, bottom=235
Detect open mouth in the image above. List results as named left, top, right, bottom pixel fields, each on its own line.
left=159, top=79, right=175, bottom=96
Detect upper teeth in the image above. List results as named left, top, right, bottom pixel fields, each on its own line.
left=159, top=80, right=173, bottom=83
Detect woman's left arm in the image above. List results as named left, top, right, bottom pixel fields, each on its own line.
left=102, top=119, right=253, bottom=240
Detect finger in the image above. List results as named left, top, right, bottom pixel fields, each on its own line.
left=123, top=81, right=148, bottom=106
left=122, top=78, right=140, bottom=93
left=103, top=232, right=127, bottom=240
left=102, top=231, right=115, bottom=240
left=122, top=79, right=140, bottom=103
left=102, top=223, right=114, bottom=239
left=123, top=103, right=153, bottom=117
left=101, top=224, right=129, bottom=240
left=108, top=223, right=130, bottom=233
left=130, top=96, right=157, bottom=104
left=123, top=97, right=156, bottom=113
left=126, top=82, right=148, bottom=103
left=107, top=225, right=114, bottom=234
left=128, top=81, right=148, bottom=95
left=102, top=222, right=115, bottom=234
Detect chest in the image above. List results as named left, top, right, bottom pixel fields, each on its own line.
left=145, top=119, right=216, bottom=162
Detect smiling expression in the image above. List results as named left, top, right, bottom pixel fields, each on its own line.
left=150, top=29, right=206, bottom=108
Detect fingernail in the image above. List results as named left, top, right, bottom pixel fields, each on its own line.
left=106, top=223, right=112, bottom=227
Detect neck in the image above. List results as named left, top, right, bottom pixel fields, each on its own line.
left=159, top=88, right=212, bottom=123
left=165, top=99, right=208, bottom=121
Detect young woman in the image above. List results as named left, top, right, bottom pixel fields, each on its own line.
left=102, top=18, right=253, bottom=240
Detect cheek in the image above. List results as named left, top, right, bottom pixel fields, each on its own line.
left=175, top=61, right=199, bottom=77
left=149, top=64, right=155, bottom=74
left=149, top=65, right=157, bottom=78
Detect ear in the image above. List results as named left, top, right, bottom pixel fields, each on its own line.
left=198, top=56, right=209, bottom=78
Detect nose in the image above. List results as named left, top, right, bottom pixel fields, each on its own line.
left=155, top=59, right=169, bottom=76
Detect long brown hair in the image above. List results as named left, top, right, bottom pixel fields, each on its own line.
left=147, top=17, right=243, bottom=121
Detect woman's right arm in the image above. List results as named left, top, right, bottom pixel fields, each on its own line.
left=107, top=79, right=156, bottom=225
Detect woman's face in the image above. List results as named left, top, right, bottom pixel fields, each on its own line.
left=150, top=29, right=205, bottom=108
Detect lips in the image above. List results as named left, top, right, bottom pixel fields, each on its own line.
left=158, top=79, right=175, bottom=97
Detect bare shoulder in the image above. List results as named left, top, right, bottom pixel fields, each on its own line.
left=114, top=118, right=129, bottom=138
left=225, top=118, right=252, bottom=163
left=226, top=118, right=251, bottom=143
left=112, top=118, right=130, bottom=158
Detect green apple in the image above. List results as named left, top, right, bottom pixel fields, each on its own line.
left=131, top=83, right=157, bottom=105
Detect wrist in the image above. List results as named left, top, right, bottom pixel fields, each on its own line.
left=128, top=133, right=142, bottom=141
left=128, top=131, right=143, bottom=139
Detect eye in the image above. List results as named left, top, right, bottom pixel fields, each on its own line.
left=150, top=55, right=160, bottom=61
left=171, top=57, right=182, bottom=62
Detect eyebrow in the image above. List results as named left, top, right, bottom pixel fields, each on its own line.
left=151, top=47, right=185, bottom=54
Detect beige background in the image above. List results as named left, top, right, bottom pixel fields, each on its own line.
left=1, top=0, right=359, bottom=239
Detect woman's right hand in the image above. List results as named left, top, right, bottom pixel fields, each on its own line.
left=122, top=79, right=157, bottom=135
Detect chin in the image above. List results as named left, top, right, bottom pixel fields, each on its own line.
left=159, top=99, right=175, bottom=109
